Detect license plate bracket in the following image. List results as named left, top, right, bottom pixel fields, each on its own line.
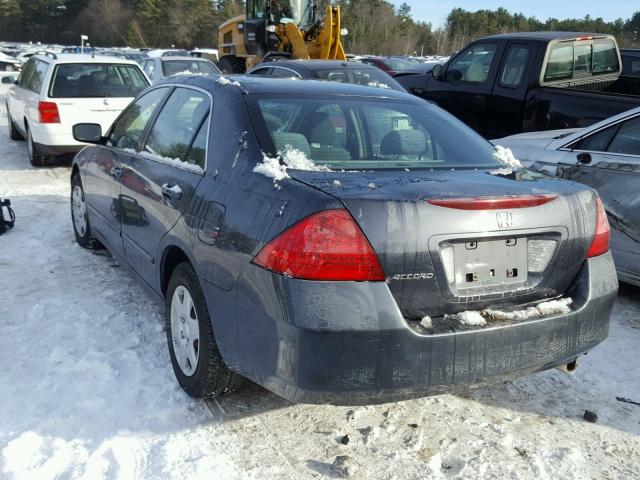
left=453, top=237, right=528, bottom=288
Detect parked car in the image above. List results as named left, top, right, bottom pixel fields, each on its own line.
left=69, top=75, right=617, bottom=405
left=247, top=60, right=405, bottom=91
left=146, top=49, right=192, bottom=58
left=403, top=32, right=640, bottom=139
left=191, top=48, right=219, bottom=62
left=0, top=51, right=21, bottom=71
left=61, top=46, right=96, bottom=54
left=390, top=61, right=443, bottom=87
left=358, top=56, right=417, bottom=76
left=621, top=48, right=640, bottom=76
left=494, top=106, right=640, bottom=286
left=99, top=49, right=149, bottom=63
left=6, top=53, right=150, bottom=166
left=140, top=56, right=220, bottom=84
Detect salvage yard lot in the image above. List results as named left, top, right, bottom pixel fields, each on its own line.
left=1, top=100, right=639, bottom=479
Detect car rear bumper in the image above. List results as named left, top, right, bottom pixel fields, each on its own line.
left=206, top=252, right=618, bottom=406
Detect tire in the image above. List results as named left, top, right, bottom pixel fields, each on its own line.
left=27, top=126, right=47, bottom=167
left=71, top=174, right=100, bottom=249
left=7, top=108, right=23, bottom=140
left=218, top=55, right=246, bottom=74
left=166, top=262, right=243, bottom=398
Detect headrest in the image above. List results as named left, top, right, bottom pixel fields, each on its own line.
left=380, top=129, right=427, bottom=156
left=301, top=111, right=336, bottom=145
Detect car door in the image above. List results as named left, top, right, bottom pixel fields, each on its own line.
left=120, top=86, right=210, bottom=289
left=488, top=43, right=535, bottom=138
left=423, top=42, right=503, bottom=135
left=22, top=59, right=49, bottom=128
left=84, top=87, right=171, bottom=258
left=6, top=58, right=36, bottom=132
left=559, top=115, right=640, bottom=281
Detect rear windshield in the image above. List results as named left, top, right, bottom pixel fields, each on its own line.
left=381, top=57, right=415, bottom=72
left=252, top=95, right=503, bottom=170
left=161, top=59, right=219, bottom=77
left=49, top=63, right=149, bottom=98
left=313, top=68, right=404, bottom=91
left=543, top=39, right=619, bottom=83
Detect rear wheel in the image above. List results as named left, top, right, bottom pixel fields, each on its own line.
left=27, top=126, right=47, bottom=167
left=7, top=108, right=23, bottom=140
left=71, top=174, right=100, bottom=249
left=218, top=55, right=246, bottom=74
left=166, top=262, right=243, bottom=398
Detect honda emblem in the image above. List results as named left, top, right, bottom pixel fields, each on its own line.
left=496, top=211, right=513, bottom=229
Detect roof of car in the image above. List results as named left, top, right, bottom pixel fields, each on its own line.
left=253, top=60, right=376, bottom=72
left=481, top=31, right=613, bottom=41
left=34, top=53, right=141, bottom=65
left=170, top=74, right=416, bottom=100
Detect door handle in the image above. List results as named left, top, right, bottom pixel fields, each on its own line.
left=161, top=183, right=182, bottom=202
left=472, top=95, right=486, bottom=105
left=577, top=152, right=592, bottom=164
left=110, top=166, right=124, bottom=179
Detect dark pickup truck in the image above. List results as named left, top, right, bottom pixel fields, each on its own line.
left=397, top=32, right=640, bottom=139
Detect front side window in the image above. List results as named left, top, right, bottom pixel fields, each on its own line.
left=252, top=95, right=503, bottom=170
left=28, top=60, right=48, bottom=93
left=144, top=88, right=210, bottom=165
left=108, top=87, right=169, bottom=150
left=607, top=117, right=640, bottom=155
left=499, top=45, right=530, bottom=87
left=142, top=60, right=155, bottom=78
left=447, top=43, right=497, bottom=84
left=49, top=63, right=148, bottom=98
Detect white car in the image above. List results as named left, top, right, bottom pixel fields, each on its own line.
left=6, top=53, right=150, bottom=166
left=493, top=106, right=640, bottom=286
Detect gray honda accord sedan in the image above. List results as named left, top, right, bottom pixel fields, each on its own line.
left=69, top=75, right=618, bottom=405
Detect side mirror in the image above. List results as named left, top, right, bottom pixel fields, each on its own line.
left=1, top=75, right=16, bottom=84
left=431, top=64, right=443, bottom=80
left=73, top=123, right=102, bottom=143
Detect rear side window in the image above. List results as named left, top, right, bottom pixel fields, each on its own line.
left=142, top=60, right=155, bottom=78
left=108, top=87, right=169, bottom=150
left=28, top=60, right=48, bottom=93
left=607, top=117, right=640, bottom=155
left=499, top=45, right=530, bottom=87
left=573, top=125, right=617, bottom=152
left=161, top=60, right=219, bottom=77
left=144, top=88, right=210, bottom=166
left=49, top=63, right=148, bottom=98
left=447, top=43, right=497, bottom=84
left=315, top=67, right=403, bottom=91
left=270, top=67, right=299, bottom=79
left=17, top=58, right=36, bottom=88
left=253, top=95, right=503, bottom=170
left=544, top=39, right=620, bottom=83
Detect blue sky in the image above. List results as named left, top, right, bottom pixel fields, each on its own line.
left=390, top=1, right=639, bottom=27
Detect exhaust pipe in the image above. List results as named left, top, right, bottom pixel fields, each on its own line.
left=556, top=358, right=579, bottom=374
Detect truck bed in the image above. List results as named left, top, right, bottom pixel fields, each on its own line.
left=523, top=76, right=640, bottom=132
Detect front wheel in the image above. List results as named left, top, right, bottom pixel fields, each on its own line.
left=218, top=55, right=246, bottom=74
left=71, top=174, right=100, bottom=249
left=166, top=262, right=243, bottom=398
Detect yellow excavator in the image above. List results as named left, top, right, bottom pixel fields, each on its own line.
left=217, top=0, right=347, bottom=73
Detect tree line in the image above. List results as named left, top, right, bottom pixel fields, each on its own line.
left=0, top=0, right=638, bottom=54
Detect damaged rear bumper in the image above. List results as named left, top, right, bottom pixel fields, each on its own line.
left=211, top=252, right=618, bottom=406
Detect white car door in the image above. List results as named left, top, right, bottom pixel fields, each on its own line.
left=558, top=115, right=640, bottom=284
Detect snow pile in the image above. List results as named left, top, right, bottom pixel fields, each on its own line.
left=253, top=154, right=290, bottom=181
left=253, top=147, right=331, bottom=184
left=332, top=180, right=342, bottom=186
left=216, top=76, right=242, bottom=88
left=367, top=182, right=376, bottom=189
left=485, top=297, right=573, bottom=322
left=420, top=316, right=432, bottom=329
left=454, top=311, right=487, bottom=326
left=493, top=145, right=522, bottom=168
left=138, top=150, right=204, bottom=174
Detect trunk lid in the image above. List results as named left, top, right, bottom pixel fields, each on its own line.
left=290, top=168, right=597, bottom=319
left=55, top=97, right=133, bottom=133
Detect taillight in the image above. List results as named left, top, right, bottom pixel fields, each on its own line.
left=38, top=101, right=60, bottom=124
left=428, top=194, right=557, bottom=210
left=586, top=196, right=610, bottom=258
left=252, top=209, right=385, bottom=281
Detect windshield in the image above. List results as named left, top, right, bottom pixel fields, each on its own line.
left=252, top=95, right=503, bottom=170
left=313, top=67, right=404, bottom=91
left=162, top=59, right=220, bottom=76
left=49, top=63, right=149, bottom=98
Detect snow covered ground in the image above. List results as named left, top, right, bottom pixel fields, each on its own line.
left=1, top=100, right=639, bottom=480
